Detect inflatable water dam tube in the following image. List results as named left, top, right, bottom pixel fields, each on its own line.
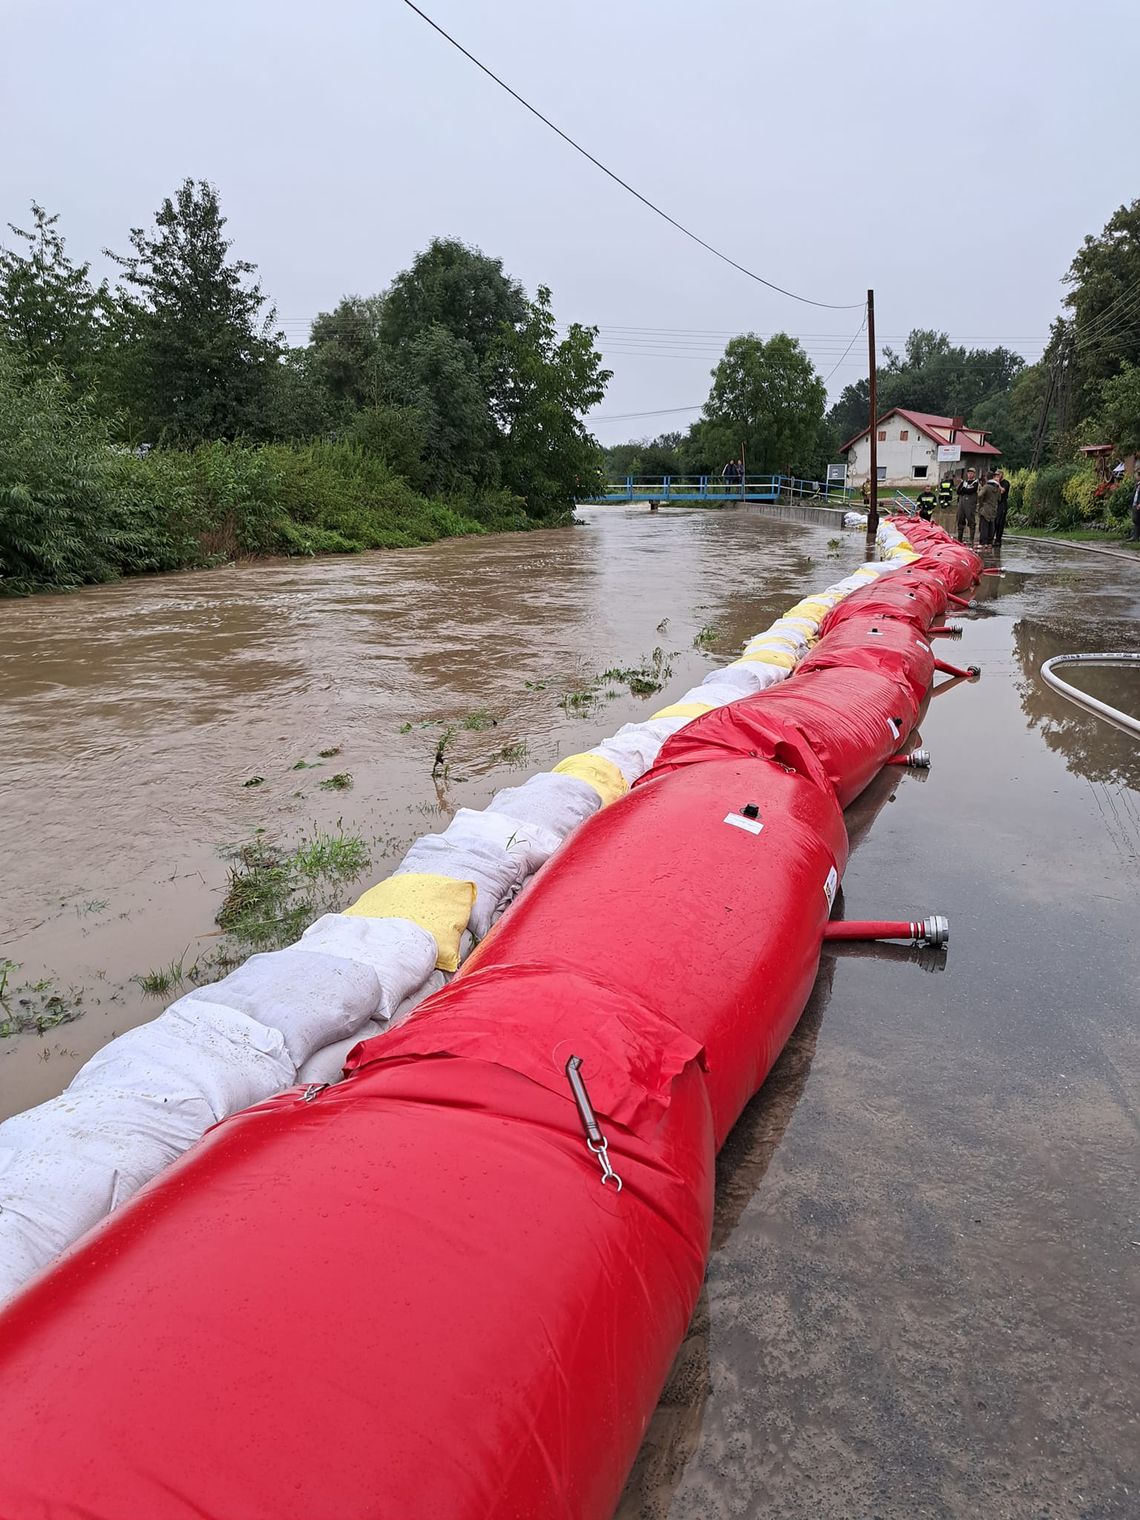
left=0, top=519, right=982, bottom=1520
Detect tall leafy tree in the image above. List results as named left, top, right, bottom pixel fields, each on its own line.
left=1091, top=362, right=1140, bottom=456
left=403, top=322, right=496, bottom=492
left=379, top=237, right=526, bottom=366
left=106, top=179, right=282, bottom=443
left=308, top=295, right=389, bottom=413
left=694, top=333, right=825, bottom=476
left=488, top=286, right=611, bottom=517
left=0, top=202, right=106, bottom=393
left=1056, top=199, right=1140, bottom=421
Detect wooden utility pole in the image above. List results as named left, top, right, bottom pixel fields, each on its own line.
left=866, top=288, right=878, bottom=537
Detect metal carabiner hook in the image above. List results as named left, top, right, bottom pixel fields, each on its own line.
left=587, top=1136, right=623, bottom=1191
left=566, top=1055, right=623, bottom=1193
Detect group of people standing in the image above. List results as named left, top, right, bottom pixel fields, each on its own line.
left=953, top=467, right=1010, bottom=549
left=911, top=467, right=1009, bottom=549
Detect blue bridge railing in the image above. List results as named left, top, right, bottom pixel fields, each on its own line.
left=579, top=475, right=854, bottom=505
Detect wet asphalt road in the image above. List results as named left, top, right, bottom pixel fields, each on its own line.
left=619, top=530, right=1140, bottom=1519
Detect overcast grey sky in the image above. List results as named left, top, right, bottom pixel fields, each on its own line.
left=3, top=0, right=1137, bottom=439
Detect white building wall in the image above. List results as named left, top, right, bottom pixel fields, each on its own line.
left=845, top=425, right=939, bottom=487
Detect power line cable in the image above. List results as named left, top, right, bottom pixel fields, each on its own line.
left=822, top=306, right=868, bottom=387
left=398, top=0, right=863, bottom=312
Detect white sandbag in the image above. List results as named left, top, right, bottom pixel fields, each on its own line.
left=826, top=573, right=871, bottom=595
left=294, top=963, right=450, bottom=1088
left=487, top=772, right=601, bottom=839
left=1, top=1089, right=211, bottom=1208
left=71, top=998, right=294, bottom=1120
left=395, top=833, right=522, bottom=940
left=392, top=969, right=446, bottom=1025
left=443, top=808, right=561, bottom=877
left=588, top=720, right=671, bottom=784
left=0, top=1147, right=120, bottom=1304
left=182, top=948, right=381, bottom=1068
left=297, top=914, right=437, bottom=1021
left=844, top=511, right=868, bottom=528
left=295, top=1019, right=384, bottom=1087
left=700, top=664, right=769, bottom=699
left=0, top=998, right=295, bottom=1302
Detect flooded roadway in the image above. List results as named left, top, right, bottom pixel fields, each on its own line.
left=2, top=505, right=1139, bottom=1517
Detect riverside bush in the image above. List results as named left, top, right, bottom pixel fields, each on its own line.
left=1, top=351, right=534, bottom=594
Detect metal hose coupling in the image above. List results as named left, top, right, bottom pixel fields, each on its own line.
left=917, top=915, right=949, bottom=947
left=887, top=748, right=931, bottom=769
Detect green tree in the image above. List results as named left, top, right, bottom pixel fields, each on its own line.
left=403, top=322, right=496, bottom=493
left=0, top=202, right=106, bottom=393
left=698, top=333, right=825, bottom=476
left=308, top=295, right=389, bottom=413
left=378, top=237, right=526, bottom=366
left=825, top=377, right=872, bottom=450
left=105, top=178, right=282, bottom=443
left=1091, top=362, right=1140, bottom=456
left=0, top=345, right=116, bottom=592
left=487, top=286, right=610, bottom=517
left=1056, top=199, right=1140, bottom=421
left=971, top=361, right=1052, bottom=470
left=604, top=432, right=683, bottom=479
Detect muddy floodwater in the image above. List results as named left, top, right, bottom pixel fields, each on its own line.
left=2, top=505, right=1139, bottom=1517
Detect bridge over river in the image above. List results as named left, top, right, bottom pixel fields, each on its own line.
left=579, top=473, right=857, bottom=505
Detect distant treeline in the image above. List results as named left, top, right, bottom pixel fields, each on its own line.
left=0, top=181, right=610, bottom=593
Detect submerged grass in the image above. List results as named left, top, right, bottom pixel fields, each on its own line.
left=211, top=825, right=371, bottom=956
left=562, top=646, right=674, bottom=714
left=0, top=957, right=85, bottom=1038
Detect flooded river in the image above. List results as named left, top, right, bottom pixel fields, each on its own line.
left=2, top=505, right=1139, bottom=1516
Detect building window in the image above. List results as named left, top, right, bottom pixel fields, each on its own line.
left=877, top=430, right=887, bottom=442
left=899, top=430, right=909, bottom=441
left=912, top=465, right=928, bottom=479
left=876, top=465, right=886, bottom=481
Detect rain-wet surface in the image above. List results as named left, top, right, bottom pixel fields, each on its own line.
left=2, top=505, right=1139, bottom=1515
left=618, top=521, right=1140, bottom=1519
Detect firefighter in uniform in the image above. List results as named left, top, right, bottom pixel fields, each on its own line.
left=917, top=484, right=937, bottom=520
left=938, top=475, right=954, bottom=513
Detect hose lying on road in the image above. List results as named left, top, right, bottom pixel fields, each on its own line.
left=1041, top=652, right=1140, bottom=739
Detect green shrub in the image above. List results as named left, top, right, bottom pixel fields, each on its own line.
left=1021, top=464, right=1082, bottom=528
left=1006, top=467, right=1031, bottom=519
left=1061, top=466, right=1100, bottom=522
left=0, top=372, right=535, bottom=594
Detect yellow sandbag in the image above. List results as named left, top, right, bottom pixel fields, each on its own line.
left=737, top=649, right=796, bottom=669
left=784, top=597, right=831, bottom=624
left=551, top=752, right=629, bottom=808
left=344, top=873, right=475, bottom=972
left=651, top=700, right=714, bottom=720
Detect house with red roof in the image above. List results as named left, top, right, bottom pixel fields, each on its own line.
left=840, top=409, right=1001, bottom=488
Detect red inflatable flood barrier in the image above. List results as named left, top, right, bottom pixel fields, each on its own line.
left=0, top=522, right=979, bottom=1520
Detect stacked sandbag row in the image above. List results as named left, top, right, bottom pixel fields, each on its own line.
left=0, top=523, right=981, bottom=1520
left=0, top=553, right=910, bottom=1304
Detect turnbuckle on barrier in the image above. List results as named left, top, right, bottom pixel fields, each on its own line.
left=565, top=1055, right=623, bottom=1191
